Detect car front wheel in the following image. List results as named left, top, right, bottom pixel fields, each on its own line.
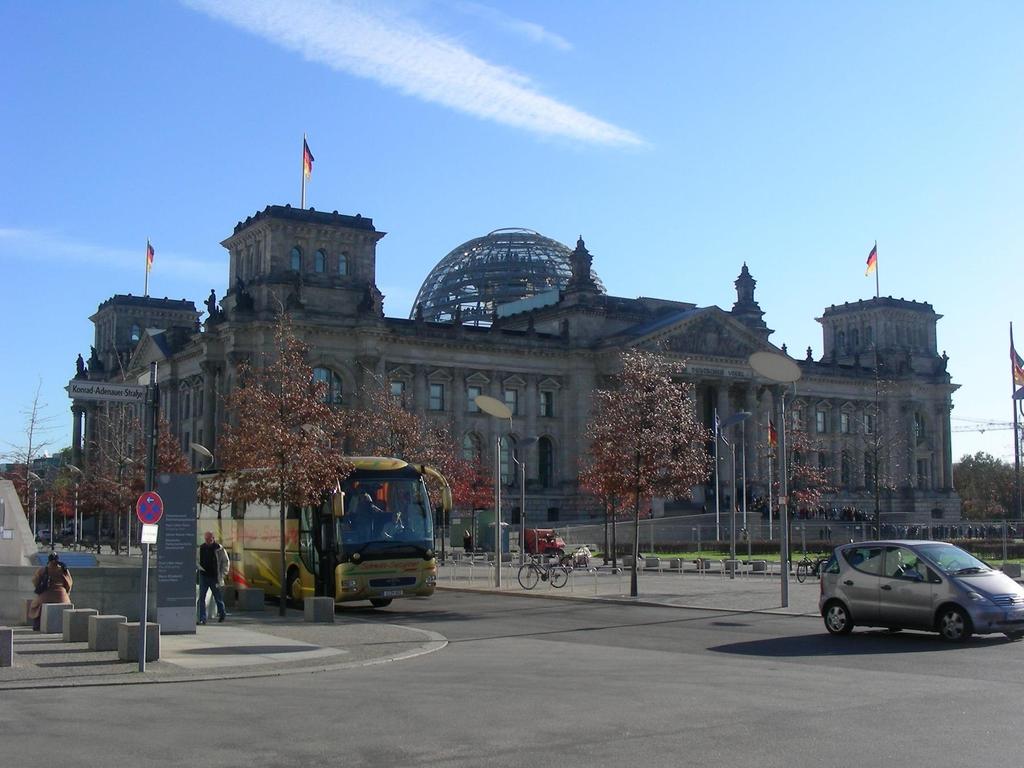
left=823, top=600, right=854, bottom=635
left=937, top=606, right=972, bottom=642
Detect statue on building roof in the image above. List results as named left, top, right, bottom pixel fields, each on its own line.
left=75, top=353, right=87, bottom=379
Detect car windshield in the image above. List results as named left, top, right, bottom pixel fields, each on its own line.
left=335, top=477, right=433, bottom=553
left=914, top=543, right=991, bottom=575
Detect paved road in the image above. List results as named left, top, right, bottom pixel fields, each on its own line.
left=3, top=591, right=1023, bottom=767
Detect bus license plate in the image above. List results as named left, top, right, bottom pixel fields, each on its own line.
left=381, top=590, right=403, bottom=598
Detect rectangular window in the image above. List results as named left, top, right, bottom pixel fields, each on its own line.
left=840, top=413, right=850, bottom=433
left=503, top=388, right=519, bottom=416
left=429, top=383, right=445, bottom=411
left=815, top=410, right=827, bottom=433
left=864, top=414, right=875, bottom=435
left=539, top=390, right=554, bottom=418
left=390, top=380, right=405, bottom=398
left=467, top=385, right=482, bottom=412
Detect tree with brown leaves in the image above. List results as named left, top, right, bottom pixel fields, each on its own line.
left=217, top=315, right=349, bottom=616
left=582, top=349, right=712, bottom=596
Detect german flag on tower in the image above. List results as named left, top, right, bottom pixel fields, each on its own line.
left=864, top=243, right=877, bottom=276
left=303, top=138, right=314, bottom=180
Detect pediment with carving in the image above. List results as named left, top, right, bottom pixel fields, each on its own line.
left=658, top=314, right=764, bottom=359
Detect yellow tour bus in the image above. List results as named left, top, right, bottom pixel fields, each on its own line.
left=220, top=457, right=451, bottom=608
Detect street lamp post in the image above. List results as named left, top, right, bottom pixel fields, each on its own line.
left=749, top=351, right=802, bottom=608
left=514, top=437, right=539, bottom=566
left=719, top=412, right=752, bottom=579
left=475, top=395, right=513, bottom=588
left=27, top=471, right=43, bottom=543
left=67, top=464, right=83, bottom=546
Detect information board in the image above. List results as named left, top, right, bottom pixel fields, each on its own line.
left=156, top=473, right=198, bottom=634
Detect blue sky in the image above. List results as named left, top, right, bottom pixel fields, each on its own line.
left=2, top=0, right=1022, bottom=463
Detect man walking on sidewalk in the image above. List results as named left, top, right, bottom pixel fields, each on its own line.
left=197, top=531, right=229, bottom=625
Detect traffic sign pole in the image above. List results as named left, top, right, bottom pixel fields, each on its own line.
left=137, top=362, right=159, bottom=672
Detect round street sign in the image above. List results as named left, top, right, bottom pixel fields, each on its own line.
left=136, top=491, right=164, bottom=525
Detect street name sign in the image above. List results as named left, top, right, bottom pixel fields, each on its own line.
left=66, top=379, right=148, bottom=404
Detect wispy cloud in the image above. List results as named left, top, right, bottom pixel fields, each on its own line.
left=183, top=0, right=643, bottom=147
left=453, top=2, right=573, bottom=52
left=0, top=228, right=221, bottom=286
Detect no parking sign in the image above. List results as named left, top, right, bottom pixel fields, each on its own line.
left=136, top=491, right=164, bottom=525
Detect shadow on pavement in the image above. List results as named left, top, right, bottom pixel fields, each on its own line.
left=710, top=630, right=1014, bottom=657
left=182, top=645, right=315, bottom=656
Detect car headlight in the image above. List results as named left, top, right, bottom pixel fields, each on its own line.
left=966, top=591, right=988, bottom=602
left=425, top=574, right=436, bottom=586
left=340, top=579, right=359, bottom=592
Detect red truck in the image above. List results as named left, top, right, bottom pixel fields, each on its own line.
left=524, top=528, right=566, bottom=557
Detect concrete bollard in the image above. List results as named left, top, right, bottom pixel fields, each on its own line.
left=236, top=588, right=266, bottom=612
left=221, top=585, right=239, bottom=608
left=1, top=627, right=12, bottom=668
left=88, top=615, right=128, bottom=651
left=303, top=596, right=335, bottom=623
left=63, top=608, right=100, bottom=643
left=1001, top=563, right=1022, bottom=579
left=40, top=603, right=75, bottom=634
left=117, top=622, right=160, bottom=663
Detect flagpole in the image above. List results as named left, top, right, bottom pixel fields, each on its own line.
left=144, top=238, right=149, bottom=298
left=1013, top=322, right=1022, bottom=520
left=874, top=240, right=879, bottom=298
left=301, top=133, right=306, bottom=209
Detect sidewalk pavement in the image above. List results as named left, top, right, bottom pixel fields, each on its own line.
left=435, top=560, right=824, bottom=616
left=2, top=565, right=821, bottom=691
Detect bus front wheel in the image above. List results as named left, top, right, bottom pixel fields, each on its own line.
left=369, top=598, right=393, bottom=608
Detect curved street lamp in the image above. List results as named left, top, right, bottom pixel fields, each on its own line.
left=474, top=394, right=512, bottom=588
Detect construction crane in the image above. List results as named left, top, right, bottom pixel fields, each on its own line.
left=951, top=417, right=1015, bottom=434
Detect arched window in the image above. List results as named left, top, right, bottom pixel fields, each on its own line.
left=538, top=437, right=554, bottom=489
left=130, top=324, right=141, bottom=343
left=851, top=329, right=859, bottom=349
left=462, top=433, right=482, bottom=463
left=290, top=246, right=302, bottom=271
left=837, top=331, right=846, bottom=352
left=913, top=412, right=926, bottom=444
left=314, top=249, right=326, bottom=273
left=338, top=251, right=349, bottom=275
left=499, top=436, right=516, bottom=486
left=312, top=367, right=343, bottom=405
left=865, top=326, right=873, bottom=346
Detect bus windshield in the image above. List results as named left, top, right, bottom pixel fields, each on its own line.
left=335, top=475, right=433, bottom=556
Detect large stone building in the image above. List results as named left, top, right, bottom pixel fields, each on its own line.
left=71, top=204, right=961, bottom=526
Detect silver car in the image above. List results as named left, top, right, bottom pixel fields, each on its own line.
left=819, top=540, right=1024, bottom=642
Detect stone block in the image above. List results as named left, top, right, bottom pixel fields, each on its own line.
left=117, top=622, right=160, bottom=663
left=644, top=557, right=661, bottom=570
left=751, top=560, right=769, bottom=575
left=40, top=603, right=75, bottom=634
left=221, top=585, right=239, bottom=607
left=303, top=596, right=335, bottom=623
left=88, top=614, right=127, bottom=651
left=236, top=588, right=265, bottom=611
left=63, top=608, right=99, bottom=642
left=0, top=627, right=12, bottom=667
left=1001, top=563, right=1022, bottom=578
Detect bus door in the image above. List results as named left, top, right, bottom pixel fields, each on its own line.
left=299, top=501, right=337, bottom=598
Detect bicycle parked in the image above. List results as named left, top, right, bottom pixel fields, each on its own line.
left=518, top=555, right=571, bottom=589
left=795, top=554, right=831, bottom=583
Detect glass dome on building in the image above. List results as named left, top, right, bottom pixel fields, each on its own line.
left=410, top=228, right=605, bottom=325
